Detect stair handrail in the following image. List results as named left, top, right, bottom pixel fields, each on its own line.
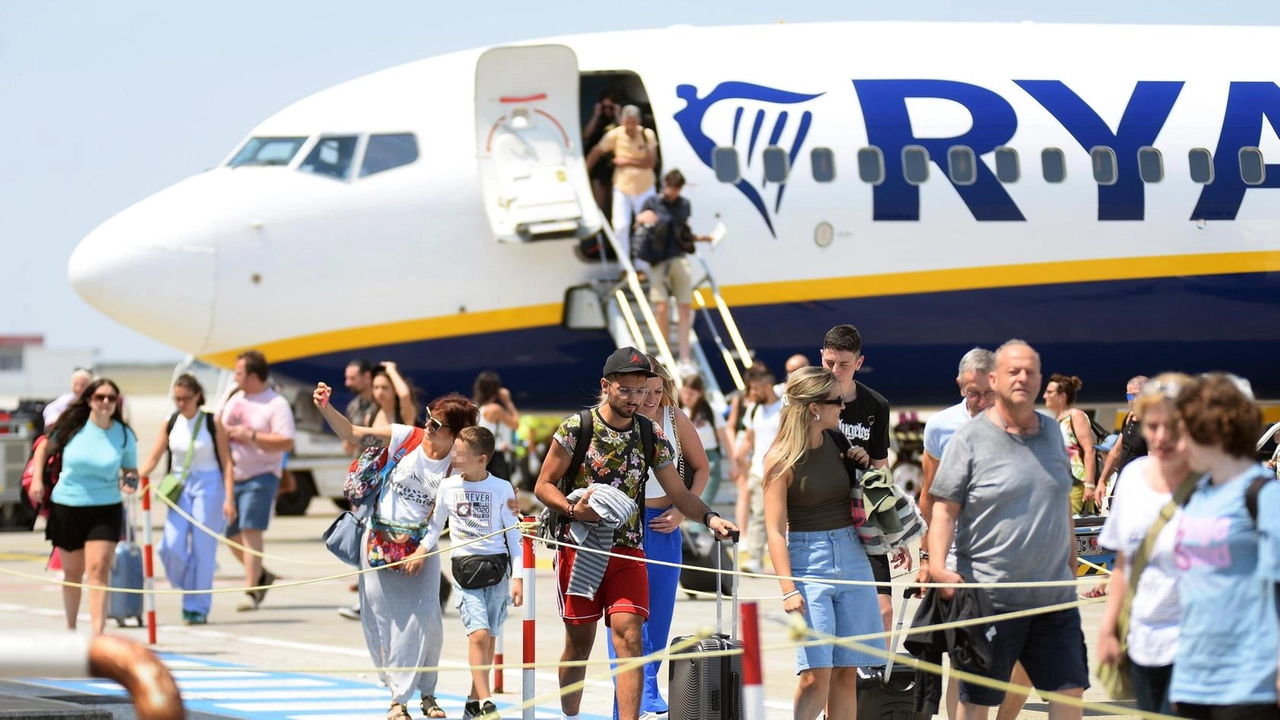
left=690, top=251, right=754, bottom=375
left=593, top=213, right=678, bottom=373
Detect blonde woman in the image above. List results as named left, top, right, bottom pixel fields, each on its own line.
left=763, top=366, right=884, bottom=719
left=606, top=355, right=710, bottom=719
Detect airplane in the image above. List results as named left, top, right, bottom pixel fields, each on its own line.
left=67, top=21, right=1280, bottom=411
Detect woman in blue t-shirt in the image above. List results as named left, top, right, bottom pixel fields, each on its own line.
left=1170, top=373, right=1280, bottom=719
left=28, top=378, right=138, bottom=635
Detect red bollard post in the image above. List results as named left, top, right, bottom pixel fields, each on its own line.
left=741, top=601, right=764, bottom=720
left=494, top=633, right=504, bottom=693
left=521, top=517, right=536, bottom=720
left=140, top=476, right=157, bottom=645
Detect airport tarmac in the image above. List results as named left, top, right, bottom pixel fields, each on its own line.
left=0, top=491, right=1134, bottom=720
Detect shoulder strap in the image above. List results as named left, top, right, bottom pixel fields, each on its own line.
left=177, top=412, right=202, bottom=480
left=1247, top=474, right=1274, bottom=527
left=205, top=412, right=222, bottom=471
left=562, top=409, right=593, bottom=493
left=165, top=412, right=180, bottom=474
left=380, top=426, right=426, bottom=482
left=636, top=413, right=657, bottom=472
left=1127, top=474, right=1198, bottom=594
left=667, top=407, right=686, bottom=484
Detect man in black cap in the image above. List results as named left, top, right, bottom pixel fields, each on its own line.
left=535, top=346, right=737, bottom=720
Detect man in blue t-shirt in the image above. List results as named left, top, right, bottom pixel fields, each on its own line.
left=634, top=169, right=712, bottom=371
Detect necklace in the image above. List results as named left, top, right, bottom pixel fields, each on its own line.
left=991, top=407, right=1037, bottom=436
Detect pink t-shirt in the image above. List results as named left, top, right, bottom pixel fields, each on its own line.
left=218, top=389, right=296, bottom=481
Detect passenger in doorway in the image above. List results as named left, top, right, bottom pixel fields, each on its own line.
left=583, top=89, right=621, bottom=218
left=139, top=374, right=230, bottom=626
left=216, top=350, right=296, bottom=612
left=342, top=359, right=376, bottom=456
left=929, top=340, right=1089, bottom=720
left=585, top=105, right=657, bottom=264
left=1043, top=374, right=1098, bottom=516
left=43, top=367, right=94, bottom=429
left=633, top=169, right=712, bottom=370
left=474, top=370, right=520, bottom=482
left=1097, top=375, right=1150, bottom=500
left=821, top=324, right=906, bottom=633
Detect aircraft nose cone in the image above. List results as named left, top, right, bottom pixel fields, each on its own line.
left=69, top=176, right=218, bottom=353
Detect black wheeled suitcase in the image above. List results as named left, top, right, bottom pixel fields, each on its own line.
left=679, top=526, right=733, bottom=597
left=669, top=531, right=744, bottom=719
left=857, top=589, right=919, bottom=720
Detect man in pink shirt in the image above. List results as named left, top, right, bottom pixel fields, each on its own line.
left=217, top=350, right=296, bottom=611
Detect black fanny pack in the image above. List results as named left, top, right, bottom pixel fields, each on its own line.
left=451, top=553, right=509, bottom=589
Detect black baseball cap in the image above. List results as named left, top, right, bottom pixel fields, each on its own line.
left=603, top=347, right=657, bottom=377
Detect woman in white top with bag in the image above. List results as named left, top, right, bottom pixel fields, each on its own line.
left=1096, top=372, right=1195, bottom=714
left=139, top=373, right=232, bottom=626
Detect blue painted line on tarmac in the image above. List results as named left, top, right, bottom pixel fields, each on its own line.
left=22, top=653, right=612, bottom=719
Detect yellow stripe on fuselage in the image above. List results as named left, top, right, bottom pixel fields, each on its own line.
left=201, top=249, right=1280, bottom=367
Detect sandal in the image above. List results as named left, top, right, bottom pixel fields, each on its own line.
left=421, top=695, right=446, bottom=719
left=1078, top=585, right=1107, bottom=600
left=387, top=703, right=411, bottom=720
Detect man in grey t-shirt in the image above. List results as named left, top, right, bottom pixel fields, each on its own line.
left=929, top=340, right=1088, bottom=719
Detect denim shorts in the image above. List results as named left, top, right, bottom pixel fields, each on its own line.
left=959, top=608, right=1091, bottom=707
left=224, top=472, right=280, bottom=537
left=454, top=576, right=510, bottom=634
left=788, top=526, right=885, bottom=671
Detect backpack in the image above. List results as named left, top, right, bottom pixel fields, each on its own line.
left=345, top=428, right=426, bottom=507
left=1246, top=473, right=1276, bottom=527
left=537, top=409, right=659, bottom=542
left=165, top=411, right=222, bottom=473
left=632, top=219, right=671, bottom=266
left=19, top=435, right=61, bottom=525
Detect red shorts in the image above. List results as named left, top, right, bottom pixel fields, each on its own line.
left=555, top=546, right=649, bottom=626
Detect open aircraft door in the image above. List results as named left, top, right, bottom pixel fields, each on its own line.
left=475, top=45, right=600, bottom=243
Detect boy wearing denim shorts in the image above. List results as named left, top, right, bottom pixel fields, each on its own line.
left=423, top=427, right=522, bottom=720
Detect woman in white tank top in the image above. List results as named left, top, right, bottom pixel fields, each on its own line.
left=138, top=374, right=231, bottom=625
left=605, top=356, right=711, bottom=718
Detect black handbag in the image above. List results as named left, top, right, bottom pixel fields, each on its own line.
left=451, top=553, right=509, bottom=589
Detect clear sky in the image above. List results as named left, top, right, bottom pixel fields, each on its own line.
left=2, top=1, right=1277, bottom=362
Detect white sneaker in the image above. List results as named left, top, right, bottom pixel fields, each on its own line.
left=337, top=604, right=360, bottom=620
left=740, top=560, right=762, bottom=575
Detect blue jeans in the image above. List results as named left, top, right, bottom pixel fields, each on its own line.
left=608, top=505, right=681, bottom=717
left=1131, top=661, right=1173, bottom=715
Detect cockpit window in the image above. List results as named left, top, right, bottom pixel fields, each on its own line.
left=299, top=136, right=359, bottom=179
left=228, top=137, right=307, bottom=167
left=361, top=134, right=419, bottom=177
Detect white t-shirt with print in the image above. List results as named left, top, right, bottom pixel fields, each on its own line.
left=424, top=474, right=521, bottom=563
left=1097, top=456, right=1183, bottom=667
left=375, top=424, right=450, bottom=529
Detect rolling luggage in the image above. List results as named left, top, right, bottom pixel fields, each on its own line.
left=857, top=589, right=918, bottom=720
left=108, top=499, right=144, bottom=628
left=669, top=531, right=743, bottom=720
left=680, top=526, right=734, bottom=597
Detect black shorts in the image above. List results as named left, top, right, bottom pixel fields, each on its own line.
left=869, top=553, right=891, bottom=596
left=959, top=608, right=1091, bottom=707
left=45, top=502, right=124, bottom=551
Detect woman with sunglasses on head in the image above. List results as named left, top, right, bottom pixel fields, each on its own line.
left=27, top=378, right=138, bottom=636
left=1167, top=373, right=1280, bottom=720
left=313, top=384, right=476, bottom=720
left=763, top=366, right=885, bottom=719
left=603, top=355, right=710, bottom=720
left=1095, top=373, right=1195, bottom=713
left=367, top=362, right=418, bottom=428
left=138, top=374, right=231, bottom=625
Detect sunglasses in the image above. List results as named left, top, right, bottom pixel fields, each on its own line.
left=425, top=412, right=450, bottom=431
left=815, top=396, right=845, bottom=406
left=1126, top=393, right=1138, bottom=402
left=93, top=393, right=119, bottom=403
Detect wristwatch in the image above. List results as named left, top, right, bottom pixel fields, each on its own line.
left=702, top=510, right=720, bottom=527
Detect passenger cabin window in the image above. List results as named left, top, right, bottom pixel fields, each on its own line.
left=300, top=136, right=359, bottom=179
left=857, top=147, right=884, bottom=184
left=1042, top=148, right=1067, bottom=183
left=1240, top=147, right=1265, bottom=185
left=948, top=146, right=976, bottom=185
left=1138, top=147, right=1164, bottom=183
left=228, top=136, right=308, bottom=167
left=903, top=146, right=929, bottom=185
left=1091, top=147, right=1118, bottom=185
left=762, top=146, right=790, bottom=183
left=713, top=147, right=741, bottom=183
left=995, top=147, right=1020, bottom=183
left=811, top=147, right=836, bottom=182
left=361, top=134, right=419, bottom=177
left=1188, top=148, right=1214, bottom=184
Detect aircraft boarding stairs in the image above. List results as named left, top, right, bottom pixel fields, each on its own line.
left=563, top=215, right=755, bottom=411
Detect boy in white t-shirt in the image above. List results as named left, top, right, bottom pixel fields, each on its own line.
left=422, top=427, right=522, bottom=720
